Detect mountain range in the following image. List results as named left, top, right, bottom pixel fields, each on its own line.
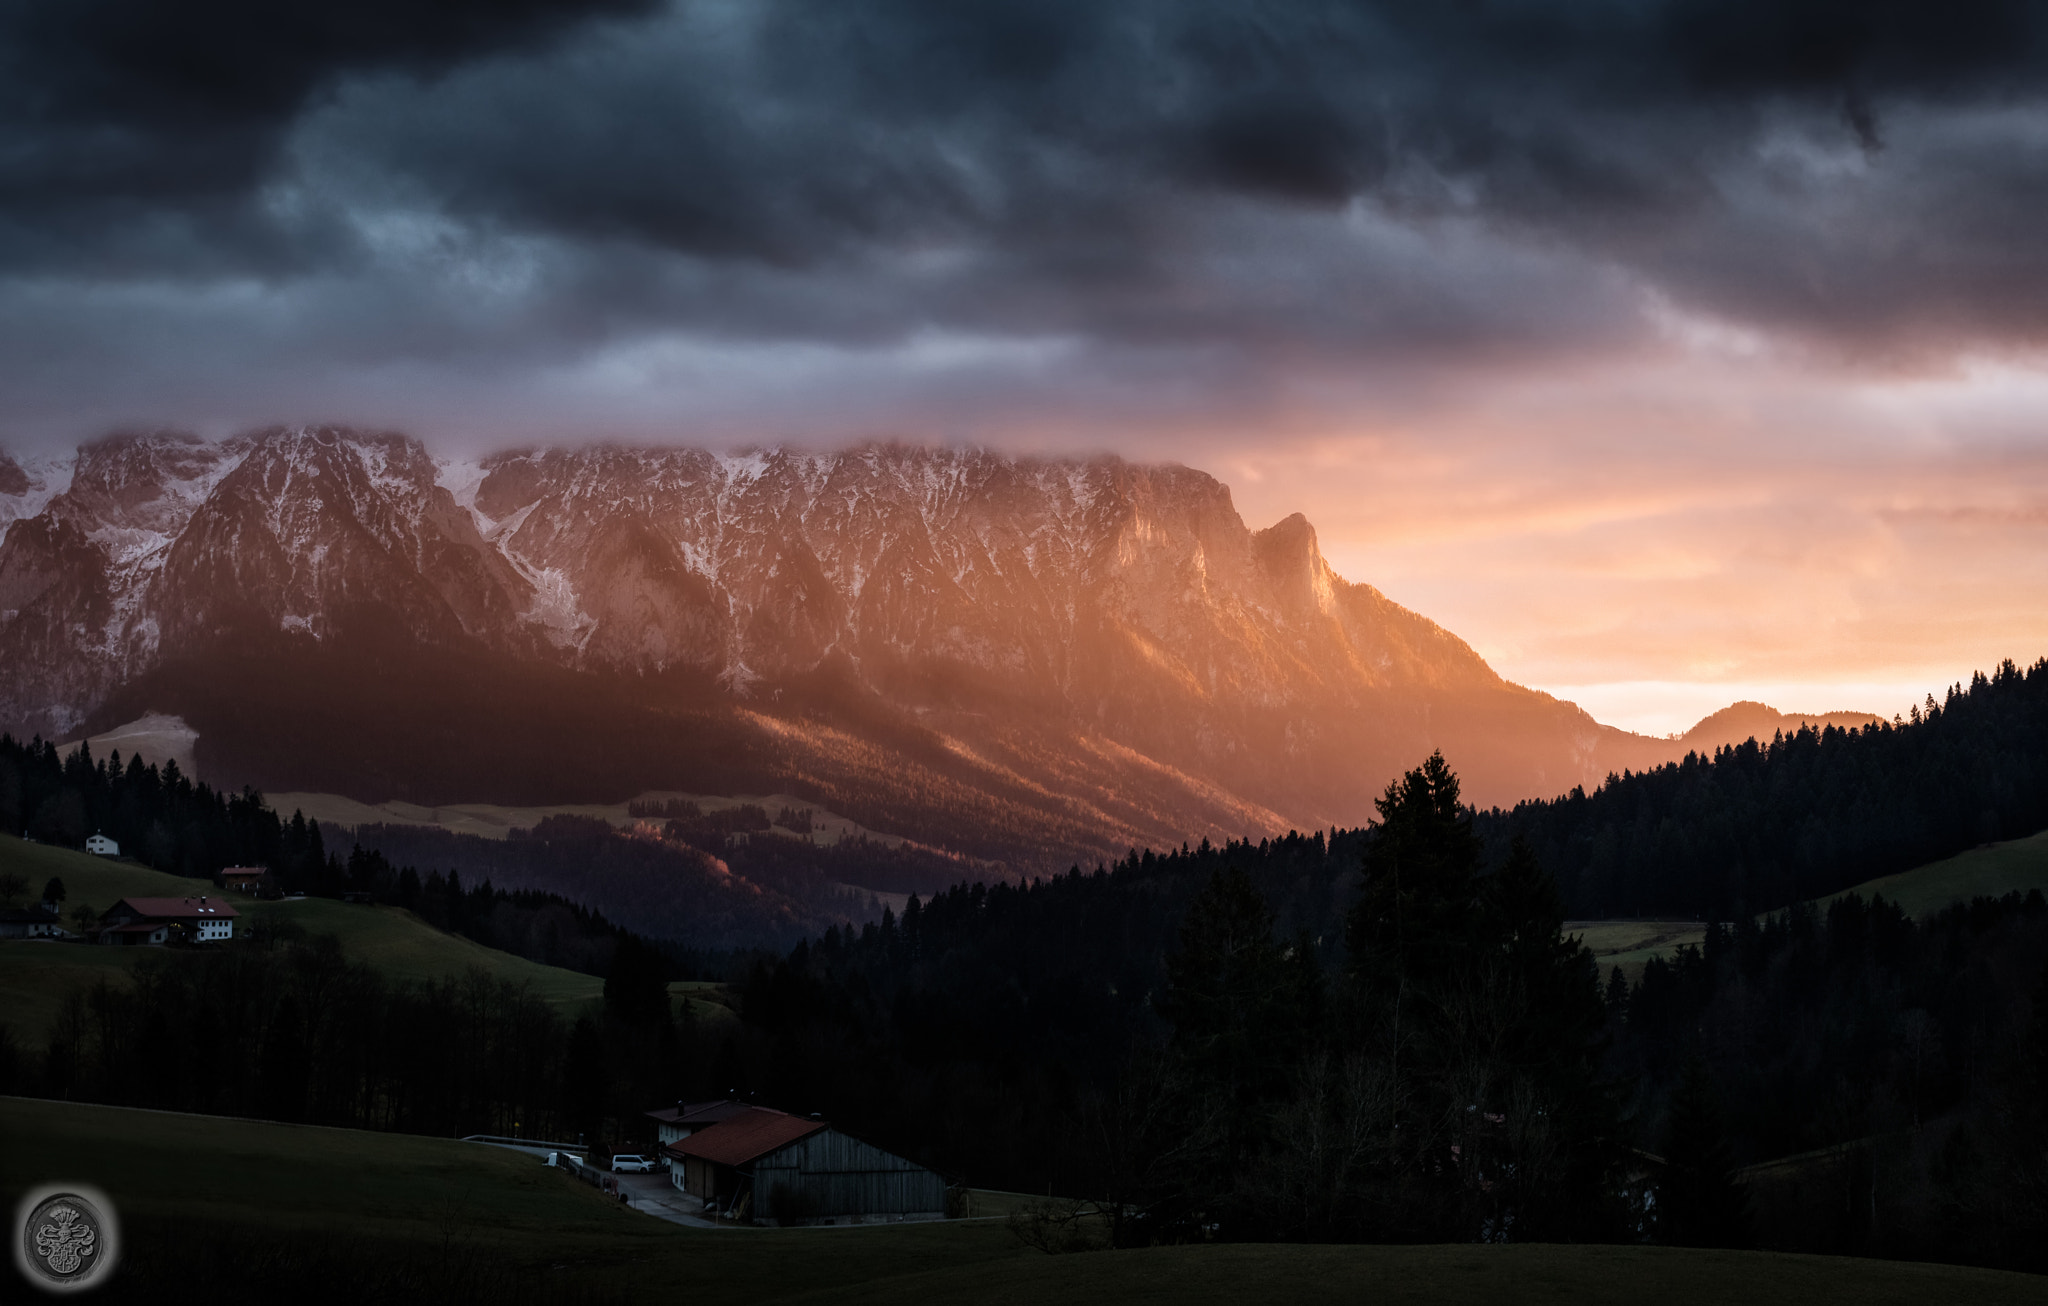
left=0, top=428, right=1875, bottom=870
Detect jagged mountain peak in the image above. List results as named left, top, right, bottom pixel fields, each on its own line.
left=152, top=425, right=531, bottom=650
left=60, top=430, right=241, bottom=538
left=3, top=426, right=1706, bottom=849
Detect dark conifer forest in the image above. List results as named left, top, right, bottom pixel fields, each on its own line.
left=722, top=766, right=2048, bottom=1268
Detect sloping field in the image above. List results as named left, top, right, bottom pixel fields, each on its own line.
left=234, top=895, right=605, bottom=1010
left=1822, top=828, right=2048, bottom=919
left=0, top=834, right=217, bottom=910
left=0, top=1095, right=1029, bottom=1303
left=56, top=711, right=200, bottom=775
left=268, top=788, right=898, bottom=846
left=3, top=1097, right=2040, bottom=1305
left=0, top=1094, right=631, bottom=1243
left=0, top=836, right=602, bottom=1043
left=1569, top=920, right=1708, bottom=980
left=0, top=943, right=150, bottom=1048
left=1569, top=827, right=2048, bottom=977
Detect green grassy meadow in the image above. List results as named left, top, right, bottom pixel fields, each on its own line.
left=0, top=833, right=218, bottom=909
left=671, top=978, right=742, bottom=1028
left=1821, top=828, right=2048, bottom=918
left=1568, top=920, right=1709, bottom=980
left=3, top=1096, right=2042, bottom=1304
left=0, top=1095, right=1033, bottom=1303
left=233, top=894, right=604, bottom=1010
left=0, top=835, right=604, bottom=1044
left=1568, top=824, right=2048, bottom=976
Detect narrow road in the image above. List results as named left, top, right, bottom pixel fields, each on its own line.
left=614, top=1170, right=724, bottom=1228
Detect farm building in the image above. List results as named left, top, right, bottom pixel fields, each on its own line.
left=219, top=867, right=271, bottom=895
left=644, top=1098, right=752, bottom=1150
left=86, top=833, right=118, bottom=857
left=665, top=1105, right=946, bottom=1224
left=98, top=896, right=239, bottom=945
left=0, top=905, right=65, bottom=939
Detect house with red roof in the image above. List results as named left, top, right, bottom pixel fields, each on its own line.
left=218, top=867, right=273, bottom=896
left=662, top=1104, right=945, bottom=1224
left=98, top=896, right=239, bottom=945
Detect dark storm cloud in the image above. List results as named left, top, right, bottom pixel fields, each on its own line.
left=287, top=0, right=2048, bottom=351
left=7, top=0, right=2048, bottom=445
left=0, top=0, right=657, bottom=270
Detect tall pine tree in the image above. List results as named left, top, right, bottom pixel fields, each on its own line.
left=1660, top=1055, right=1754, bottom=1247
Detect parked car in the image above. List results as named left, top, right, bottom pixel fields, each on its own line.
left=611, top=1154, right=654, bottom=1173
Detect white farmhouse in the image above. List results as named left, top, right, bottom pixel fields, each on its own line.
left=86, top=833, right=118, bottom=857
left=98, top=896, right=238, bottom=945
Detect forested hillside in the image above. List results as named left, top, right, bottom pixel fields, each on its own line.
left=349, top=814, right=976, bottom=948
left=1611, top=890, right=2048, bottom=1262
left=722, top=757, right=2048, bottom=1266
left=1482, top=658, right=2048, bottom=918
left=0, top=734, right=662, bottom=978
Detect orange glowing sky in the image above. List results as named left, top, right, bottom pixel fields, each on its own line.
left=1198, top=349, right=2048, bottom=735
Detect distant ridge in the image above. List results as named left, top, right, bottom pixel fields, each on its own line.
left=1678, top=701, right=1884, bottom=754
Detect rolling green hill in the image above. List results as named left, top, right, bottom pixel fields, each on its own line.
left=1572, top=825, right=2048, bottom=978
left=2, top=1096, right=2041, bottom=1305
left=1821, top=827, right=2048, bottom=919
left=0, top=835, right=603, bottom=1043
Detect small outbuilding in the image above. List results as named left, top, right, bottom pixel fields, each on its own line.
left=664, top=1105, right=946, bottom=1224
left=86, top=833, right=118, bottom=857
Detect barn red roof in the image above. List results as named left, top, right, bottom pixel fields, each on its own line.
left=666, top=1107, right=825, bottom=1167
left=108, top=897, right=240, bottom=920
left=645, top=1099, right=752, bottom=1128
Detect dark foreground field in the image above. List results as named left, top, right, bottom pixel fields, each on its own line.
left=4, top=1098, right=2043, bottom=1304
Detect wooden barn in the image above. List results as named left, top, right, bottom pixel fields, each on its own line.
left=664, top=1105, right=946, bottom=1224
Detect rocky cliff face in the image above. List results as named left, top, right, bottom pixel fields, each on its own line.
left=0, top=427, right=1685, bottom=863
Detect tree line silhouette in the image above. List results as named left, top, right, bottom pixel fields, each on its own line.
left=723, top=756, right=2048, bottom=1267
left=1481, top=658, right=2048, bottom=918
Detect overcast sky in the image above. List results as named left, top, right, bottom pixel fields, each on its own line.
left=6, top=0, right=2048, bottom=731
